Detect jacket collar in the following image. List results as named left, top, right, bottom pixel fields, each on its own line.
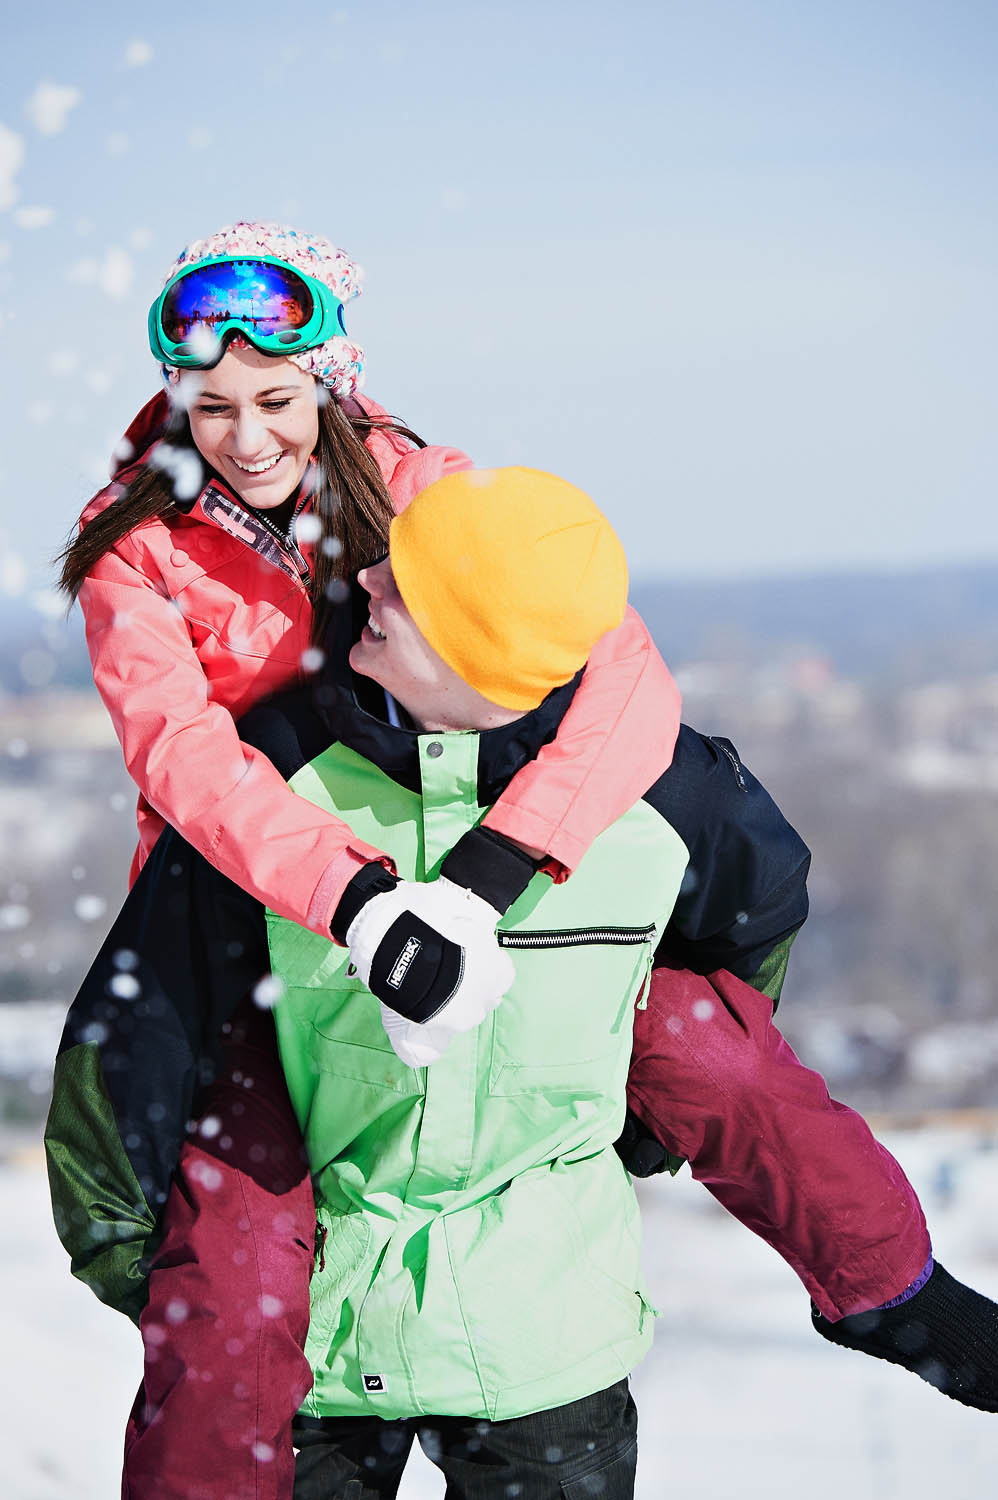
left=313, top=580, right=580, bottom=802
left=175, top=475, right=312, bottom=581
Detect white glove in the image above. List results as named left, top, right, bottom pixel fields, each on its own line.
left=345, top=876, right=516, bottom=1067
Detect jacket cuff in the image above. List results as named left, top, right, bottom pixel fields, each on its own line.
left=330, top=862, right=400, bottom=944
left=440, top=826, right=540, bottom=915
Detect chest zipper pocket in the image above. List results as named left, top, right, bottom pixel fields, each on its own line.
left=489, top=925, right=658, bottom=1096
left=497, top=924, right=656, bottom=951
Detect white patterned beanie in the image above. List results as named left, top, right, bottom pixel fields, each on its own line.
left=158, top=221, right=366, bottom=395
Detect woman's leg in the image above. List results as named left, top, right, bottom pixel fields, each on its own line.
left=627, top=965, right=931, bottom=1321
left=122, top=999, right=315, bottom=1500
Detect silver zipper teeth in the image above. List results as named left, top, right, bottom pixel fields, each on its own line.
left=497, top=925, right=656, bottom=950
left=251, top=504, right=311, bottom=582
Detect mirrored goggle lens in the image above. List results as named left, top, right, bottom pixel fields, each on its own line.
left=160, top=260, right=316, bottom=343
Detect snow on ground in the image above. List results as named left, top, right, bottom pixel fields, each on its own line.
left=3, top=1122, right=996, bottom=1499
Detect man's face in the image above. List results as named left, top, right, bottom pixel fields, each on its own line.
left=350, top=556, right=507, bottom=732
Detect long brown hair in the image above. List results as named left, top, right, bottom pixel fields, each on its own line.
left=57, top=389, right=425, bottom=647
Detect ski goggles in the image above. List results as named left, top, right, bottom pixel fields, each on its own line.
left=148, top=254, right=349, bottom=368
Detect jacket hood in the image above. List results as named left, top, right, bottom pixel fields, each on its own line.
left=112, top=392, right=171, bottom=479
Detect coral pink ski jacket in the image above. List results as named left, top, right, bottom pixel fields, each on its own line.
left=77, top=392, right=681, bottom=935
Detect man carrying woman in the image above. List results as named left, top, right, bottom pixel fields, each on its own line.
left=52, top=466, right=998, bottom=1499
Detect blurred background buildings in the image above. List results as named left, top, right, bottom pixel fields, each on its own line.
left=1, top=6, right=997, bottom=1494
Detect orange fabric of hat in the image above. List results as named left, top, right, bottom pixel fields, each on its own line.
left=389, top=467, right=629, bottom=711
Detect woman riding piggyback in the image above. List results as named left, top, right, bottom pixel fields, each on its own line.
left=59, top=220, right=679, bottom=943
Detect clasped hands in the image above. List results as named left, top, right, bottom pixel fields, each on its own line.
left=337, top=828, right=539, bottom=1067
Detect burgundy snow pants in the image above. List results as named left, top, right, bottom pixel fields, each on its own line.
left=122, top=968, right=931, bottom=1498
left=627, top=965, right=931, bottom=1321
left=121, top=1001, right=315, bottom=1500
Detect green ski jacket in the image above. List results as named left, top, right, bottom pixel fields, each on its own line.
left=269, top=728, right=689, bottom=1421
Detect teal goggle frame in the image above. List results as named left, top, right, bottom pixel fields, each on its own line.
left=148, top=253, right=349, bottom=368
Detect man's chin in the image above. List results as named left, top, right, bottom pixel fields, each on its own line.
left=348, top=640, right=382, bottom=685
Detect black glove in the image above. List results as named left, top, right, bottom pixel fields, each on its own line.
left=614, top=1108, right=688, bottom=1177
left=811, top=1261, right=998, bottom=1412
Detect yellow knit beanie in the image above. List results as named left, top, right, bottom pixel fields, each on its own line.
left=389, top=467, right=629, bottom=711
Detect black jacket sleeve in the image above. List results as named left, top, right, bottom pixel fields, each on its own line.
left=616, top=728, right=811, bottom=1180
left=644, top=726, right=810, bottom=985
left=45, top=827, right=269, bottom=1318
left=45, top=687, right=320, bottom=1320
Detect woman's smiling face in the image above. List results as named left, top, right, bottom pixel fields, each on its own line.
left=185, top=342, right=320, bottom=509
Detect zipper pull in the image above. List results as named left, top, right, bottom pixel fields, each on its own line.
left=286, top=497, right=314, bottom=582
left=635, top=942, right=654, bottom=1010
left=284, top=539, right=311, bottom=582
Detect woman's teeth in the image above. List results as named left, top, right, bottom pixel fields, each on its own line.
left=232, top=452, right=284, bottom=474
left=368, top=617, right=386, bottom=640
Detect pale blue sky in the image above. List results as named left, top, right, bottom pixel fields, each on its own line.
left=1, top=0, right=995, bottom=594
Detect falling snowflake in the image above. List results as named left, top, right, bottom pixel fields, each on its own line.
left=74, top=894, right=107, bottom=922
left=67, top=258, right=98, bottom=285
left=293, top=511, right=322, bottom=544
left=150, top=442, right=204, bottom=501
left=123, top=40, right=154, bottom=68
left=0, top=550, right=28, bottom=594
left=25, top=81, right=81, bottom=137
left=0, top=123, right=25, bottom=211
left=49, top=349, right=81, bottom=377
left=300, top=646, right=325, bottom=673
left=13, top=206, right=56, bottom=230
left=98, top=246, right=134, bottom=300
left=29, top=589, right=66, bottom=619
left=253, top=974, right=286, bottom=1010
left=109, top=972, right=141, bottom=1000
